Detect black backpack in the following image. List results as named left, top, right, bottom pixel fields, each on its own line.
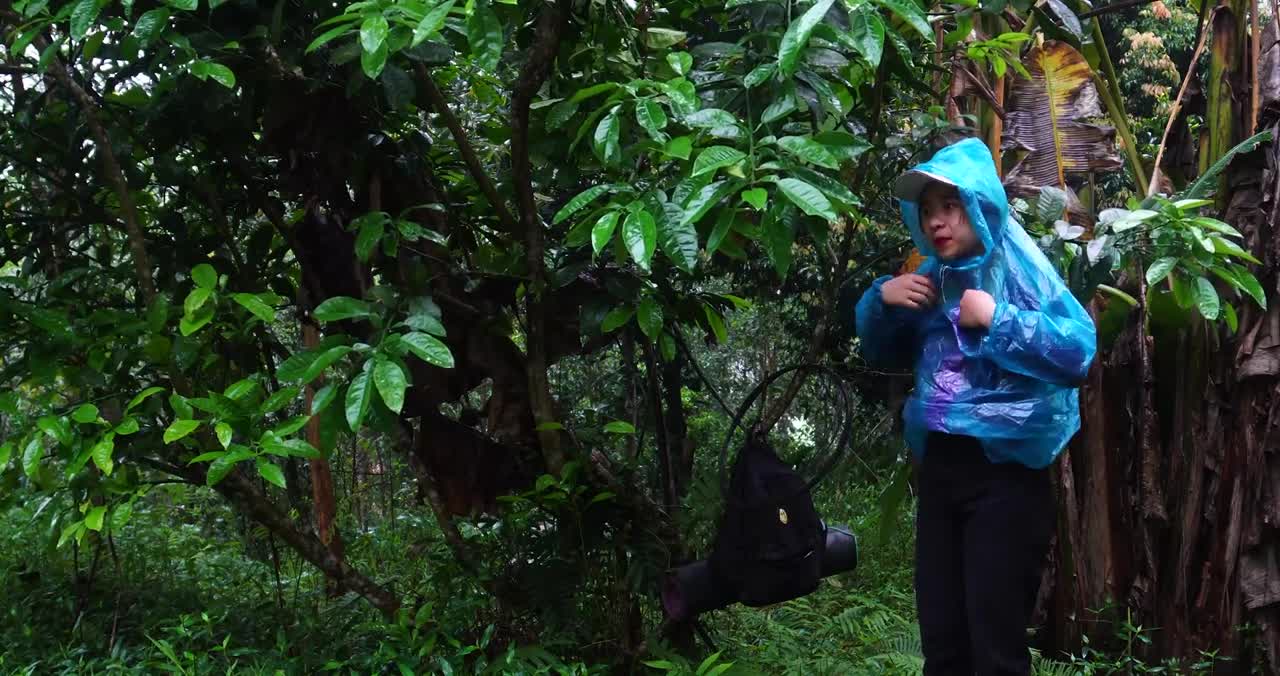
left=708, top=434, right=826, bottom=606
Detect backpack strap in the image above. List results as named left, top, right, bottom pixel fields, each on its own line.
left=716, top=363, right=854, bottom=503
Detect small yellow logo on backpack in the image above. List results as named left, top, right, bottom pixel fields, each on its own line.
left=778, top=508, right=789, bottom=524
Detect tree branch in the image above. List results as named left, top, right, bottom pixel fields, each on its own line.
left=414, top=64, right=517, bottom=232
left=32, top=34, right=156, bottom=303
left=511, top=0, right=571, bottom=474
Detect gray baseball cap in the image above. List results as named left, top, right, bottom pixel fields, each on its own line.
left=893, top=169, right=956, bottom=202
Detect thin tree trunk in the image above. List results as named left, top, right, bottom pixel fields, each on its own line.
left=303, top=321, right=344, bottom=596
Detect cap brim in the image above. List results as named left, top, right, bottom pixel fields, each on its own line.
left=893, top=170, right=954, bottom=202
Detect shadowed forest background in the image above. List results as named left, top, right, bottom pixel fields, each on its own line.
left=3, top=0, right=1280, bottom=672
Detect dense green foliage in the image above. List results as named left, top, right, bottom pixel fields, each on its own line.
left=1, top=0, right=1272, bottom=670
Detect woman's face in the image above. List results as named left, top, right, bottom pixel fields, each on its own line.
left=919, top=183, right=981, bottom=260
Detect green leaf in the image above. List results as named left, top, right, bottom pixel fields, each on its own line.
left=872, top=0, right=932, bottom=39
left=683, top=181, right=742, bottom=226
left=38, top=415, right=72, bottom=447
left=645, top=27, right=686, bottom=49
left=1223, top=302, right=1239, bottom=333
left=202, top=62, right=236, bottom=89
left=84, top=506, right=107, bottom=532
left=133, top=8, right=170, bottom=44
left=263, top=437, right=322, bottom=459
left=760, top=95, right=798, bottom=124
left=849, top=5, right=885, bottom=67
left=314, top=297, right=374, bottom=323
left=91, top=437, right=114, bottom=475
left=703, top=305, right=728, bottom=343
left=112, top=502, right=134, bottom=531
left=0, top=442, right=11, bottom=470
left=593, top=108, right=622, bottom=165
left=692, top=146, right=747, bottom=177
left=403, top=296, right=446, bottom=336
left=1192, top=217, right=1243, bottom=238
left=707, top=209, right=736, bottom=256
left=553, top=185, right=615, bottom=225
left=312, top=383, right=339, bottom=415
left=1184, top=131, right=1273, bottom=199
left=22, top=437, right=43, bottom=479
left=662, top=135, right=693, bottom=160
left=622, top=209, right=658, bottom=271
left=412, top=0, right=453, bottom=46
left=355, top=214, right=385, bottom=262
left=260, top=386, right=301, bottom=415
left=305, top=22, right=352, bottom=53
left=778, top=0, right=837, bottom=77
left=206, top=449, right=252, bottom=486
left=272, top=415, right=311, bottom=437
left=683, top=108, right=737, bottom=128
left=604, top=421, right=636, bottom=434
left=167, top=0, right=196, bottom=10
left=659, top=214, right=699, bottom=273
left=777, top=136, right=840, bottom=169
left=70, top=0, right=101, bottom=40
left=374, top=360, right=408, bottom=414
left=345, top=371, right=374, bottom=432
left=661, top=78, right=699, bottom=116
left=115, top=418, right=140, bottom=435
left=402, top=332, right=455, bottom=368
left=127, top=386, right=165, bottom=412
left=467, top=1, right=502, bottom=71
left=764, top=211, right=795, bottom=278
left=1194, top=276, right=1220, bottom=320
left=163, top=419, right=201, bottom=444
left=232, top=293, right=277, bottom=323
left=360, top=14, right=389, bottom=53
left=72, top=404, right=100, bottom=423
left=601, top=307, right=634, bottom=333
left=545, top=99, right=579, bottom=130
left=635, top=99, right=669, bottom=141
left=184, top=287, right=213, bottom=317
left=223, top=378, right=258, bottom=401
left=591, top=211, right=621, bottom=255
left=300, top=346, right=354, bottom=384
left=667, top=51, right=692, bottom=76
left=256, top=458, right=287, bottom=489
left=190, top=264, right=217, bottom=290
left=744, top=62, right=776, bottom=88
left=361, top=39, right=389, bottom=78
left=741, top=188, right=768, bottom=211
left=1230, top=264, right=1268, bottom=309
left=637, top=298, right=663, bottom=340
left=215, top=422, right=233, bottom=449
left=1145, top=257, right=1178, bottom=286
left=776, top=178, right=837, bottom=220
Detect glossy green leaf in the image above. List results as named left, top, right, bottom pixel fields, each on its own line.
left=313, top=297, right=374, bottom=323
left=741, top=188, right=768, bottom=211
left=692, top=146, right=747, bottom=177
left=744, top=62, right=776, bottom=88
left=667, top=51, right=692, bottom=76
left=163, top=419, right=201, bottom=444
left=256, top=458, right=287, bottom=489
left=592, top=211, right=621, bottom=255
left=637, top=298, right=663, bottom=339
left=374, top=360, right=407, bottom=413
left=593, top=108, right=622, bottom=165
left=84, top=506, right=107, bottom=532
left=361, top=40, right=388, bottom=79
left=412, top=0, right=453, bottom=46
left=91, top=437, right=114, bottom=475
left=22, top=437, right=43, bottom=479
left=72, top=404, right=100, bottom=423
left=778, top=0, right=836, bottom=77
left=703, top=305, right=728, bottom=343
left=184, top=287, right=213, bottom=317
left=849, top=6, right=885, bottom=67
left=763, top=210, right=795, bottom=278
left=467, top=1, right=502, bottom=71
left=604, top=421, right=636, bottom=434
left=636, top=99, right=669, bottom=140
left=776, top=178, right=837, bottom=220
left=1230, top=264, right=1268, bottom=309
left=1145, top=257, right=1178, bottom=286
left=70, top=0, right=101, bottom=40
left=1223, top=302, right=1239, bottom=333
left=1194, top=276, right=1220, bottom=320
left=360, top=15, right=389, bottom=53
left=232, top=294, right=277, bottom=323
left=554, top=185, right=615, bottom=224
left=683, top=181, right=741, bottom=226
left=663, top=135, right=693, bottom=160
left=115, top=418, right=140, bottom=435
left=355, top=214, right=385, bottom=262
left=167, top=0, right=197, bottom=10
left=260, top=386, right=301, bottom=415
left=305, top=22, right=352, bottom=53
left=272, top=415, right=311, bottom=437
left=872, top=0, right=932, bottom=40
left=622, top=209, right=658, bottom=271
left=133, top=8, right=170, bottom=44
left=112, top=502, right=134, bottom=531
left=659, top=213, right=699, bottom=273
left=215, top=422, right=233, bottom=449
left=345, top=371, right=373, bottom=432
left=206, top=449, right=251, bottom=485
left=601, top=307, right=634, bottom=333
left=683, top=108, right=737, bottom=128
left=0, top=442, right=11, bottom=470
left=191, top=263, right=217, bottom=289
left=127, top=386, right=165, bottom=412
left=707, top=209, right=736, bottom=256
left=402, top=332, right=455, bottom=368
left=777, top=136, right=840, bottom=169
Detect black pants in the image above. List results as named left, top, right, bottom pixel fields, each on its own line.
left=915, top=433, right=1055, bottom=676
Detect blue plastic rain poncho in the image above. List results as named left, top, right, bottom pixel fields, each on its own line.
left=855, top=138, right=1097, bottom=468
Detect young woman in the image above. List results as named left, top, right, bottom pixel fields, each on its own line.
left=855, top=138, right=1098, bottom=675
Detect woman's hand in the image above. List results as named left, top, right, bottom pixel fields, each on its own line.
left=881, top=274, right=937, bottom=310
left=958, top=289, right=996, bottom=329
